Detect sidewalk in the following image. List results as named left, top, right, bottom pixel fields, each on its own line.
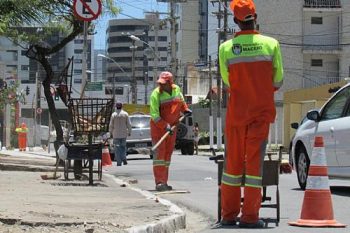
left=0, top=148, right=186, bottom=233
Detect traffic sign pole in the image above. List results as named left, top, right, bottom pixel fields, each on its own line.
left=73, top=0, right=102, bottom=99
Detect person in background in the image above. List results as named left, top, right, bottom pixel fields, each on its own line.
left=150, top=71, right=192, bottom=192
left=218, top=0, right=283, bottom=228
left=193, top=122, right=200, bottom=155
left=15, top=122, right=29, bottom=151
left=109, top=102, right=132, bottom=166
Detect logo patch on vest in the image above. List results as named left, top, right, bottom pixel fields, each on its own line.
left=232, top=44, right=242, bottom=55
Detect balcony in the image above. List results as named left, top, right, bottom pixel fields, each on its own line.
left=303, top=75, right=340, bottom=88
left=304, top=0, right=341, bottom=8
left=303, top=36, right=341, bottom=53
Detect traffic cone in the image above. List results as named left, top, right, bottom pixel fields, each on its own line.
left=289, top=136, right=346, bottom=227
left=101, top=146, right=112, bottom=167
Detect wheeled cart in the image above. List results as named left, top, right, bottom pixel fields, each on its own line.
left=63, top=143, right=103, bottom=181
left=66, top=98, right=114, bottom=185
left=209, top=147, right=283, bottom=227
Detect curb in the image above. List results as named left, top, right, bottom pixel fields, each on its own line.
left=106, top=174, right=186, bottom=233
left=0, top=163, right=61, bottom=172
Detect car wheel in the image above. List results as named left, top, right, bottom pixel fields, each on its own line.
left=296, top=144, right=310, bottom=190
left=187, top=141, right=194, bottom=155
left=177, top=123, right=187, bottom=139
left=181, top=145, right=187, bottom=155
left=110, top=152, right=115, bottom=161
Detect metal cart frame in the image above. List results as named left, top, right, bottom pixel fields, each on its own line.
left=209, top=146, right=283, bottom=227
left=64, top=98, right=114, bottom=185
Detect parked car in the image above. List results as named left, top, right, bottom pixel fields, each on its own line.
left=175, top=115, right=195, bottom=155
left=291, top=82, right=350, bottom=190
left=289, top=116, right=309, bottom=166
left=110, top=113, right=153, bottom=160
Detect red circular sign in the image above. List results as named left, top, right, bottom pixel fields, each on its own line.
left=36, top=108, right=43, bottom=114
left=73, top=0, right=102, bottom=22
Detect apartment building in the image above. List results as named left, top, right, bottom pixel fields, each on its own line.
left=0, top=30, right=94, bottom=125
left=254, top=0, right=349, bottom=145
left=106, top=15, right=169, bottom=104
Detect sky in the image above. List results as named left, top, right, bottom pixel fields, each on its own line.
left=94, top=0, right=168, bottom=50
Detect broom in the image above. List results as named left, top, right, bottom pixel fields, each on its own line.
left=40, top=158, right=61, bottom=180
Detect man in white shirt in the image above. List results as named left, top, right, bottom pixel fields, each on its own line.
left=109, top=102, right=132, bottom=166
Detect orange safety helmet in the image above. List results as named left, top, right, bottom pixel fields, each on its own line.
left=230, top=0, right=256, bottom=22
left=157, top=71, right=174, bottom=85
left=21, top=122, right=27, bottom=128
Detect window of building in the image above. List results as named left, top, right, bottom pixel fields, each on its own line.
left=311, top=17, right=323, bottom=24
left=311, top=59, right=323, bottom=67
left=21, top=65, right=29, bottom=71
left=105, top=87, right=124, bottom=95
left=158, top=36, right=167, bottom=42
left=6, top=50, right=18, bottom=61
left=74, top=69, right=82, bottom=75
left=74, top=59, right=82, bottom=64
left=158, top=47, right=168, bottom=51
left=74, top=39, right=84, bottom=44
left=6, top=65, right=17, bottom=70
left=74, top=49, right=83, bottom=54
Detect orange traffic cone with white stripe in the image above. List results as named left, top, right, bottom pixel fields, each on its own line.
left=289, top=136, right=346, bottom=227
left=102, top=146, right=112, bottom=167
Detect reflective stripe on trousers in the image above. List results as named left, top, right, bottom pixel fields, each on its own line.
left=221, top=120, right=269, bottom=223
left=152, top=129, right=176, bottom=185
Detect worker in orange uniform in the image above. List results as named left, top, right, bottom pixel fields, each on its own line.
left=15, top=122, right=29, bottom=151
left=150, top=71, right=192, bottom=192
left=218, top=0, right=283, bottom=228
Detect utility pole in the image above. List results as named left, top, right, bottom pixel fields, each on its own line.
left=211, top=0, right=229, bottom=150
left=80, top=21, right=88, bottom=99
left=130, top=40, right=137, bottom=104
left=170, top=1, right=177, bottom=80
left=145, top=11, right=167, bottom=88
left=208, top=56, right=214, bottom=149
left=157, top=0, right=187, bottom=82
left=154, top=12, right=159, bottom=88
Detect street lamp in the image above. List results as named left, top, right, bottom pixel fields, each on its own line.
left=129, top=35, right=159, bottom=90
left=98, top=54, right=130, bottom=103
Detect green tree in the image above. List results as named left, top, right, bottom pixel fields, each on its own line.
left=0, top=0, right=118, bottom=154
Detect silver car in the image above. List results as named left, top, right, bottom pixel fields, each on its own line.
left=127, top=114, right=153, bottom=159
left=109, top=114, right=152, bottom=160
left=291, top=82, right=350, bottom=189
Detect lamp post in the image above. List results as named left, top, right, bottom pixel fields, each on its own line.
left=130, top=41, right=137, bottom=104
left=97, top=54, right=128, bottom=102
left=129, top=35, right=159, bottom=89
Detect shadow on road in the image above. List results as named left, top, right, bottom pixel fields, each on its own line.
left=291, top=186, right=350, bottom=197
left=330, top=186, right=350, bottom=197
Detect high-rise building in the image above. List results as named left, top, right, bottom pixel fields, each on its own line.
left=106, top=16, right=169, bottom=104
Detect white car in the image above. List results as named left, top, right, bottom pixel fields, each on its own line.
left=291, top=82, right=350, bottom=190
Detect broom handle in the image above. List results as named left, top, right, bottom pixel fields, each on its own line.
left=151, top=115, right=185, bottom=152
left=53, top=158, right=60, bottom=178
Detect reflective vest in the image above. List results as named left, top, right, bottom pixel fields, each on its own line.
left=15, top=127, right=28, bottom=133
left=219, top=30, right=283, bottom=126
left=150, top=84, right=189, bottom=129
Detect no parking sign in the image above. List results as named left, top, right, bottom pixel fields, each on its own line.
left=73, top=0, right=102, bottom=22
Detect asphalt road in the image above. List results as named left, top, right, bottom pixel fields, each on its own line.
left=107, top=150, right=350, bottom=233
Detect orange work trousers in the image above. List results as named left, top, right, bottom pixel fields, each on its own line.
left=221, top=120, right=269, bottom=223
left=151, top=129, right=177, bottom=185
left=18, top=133, right=27, bottom=151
